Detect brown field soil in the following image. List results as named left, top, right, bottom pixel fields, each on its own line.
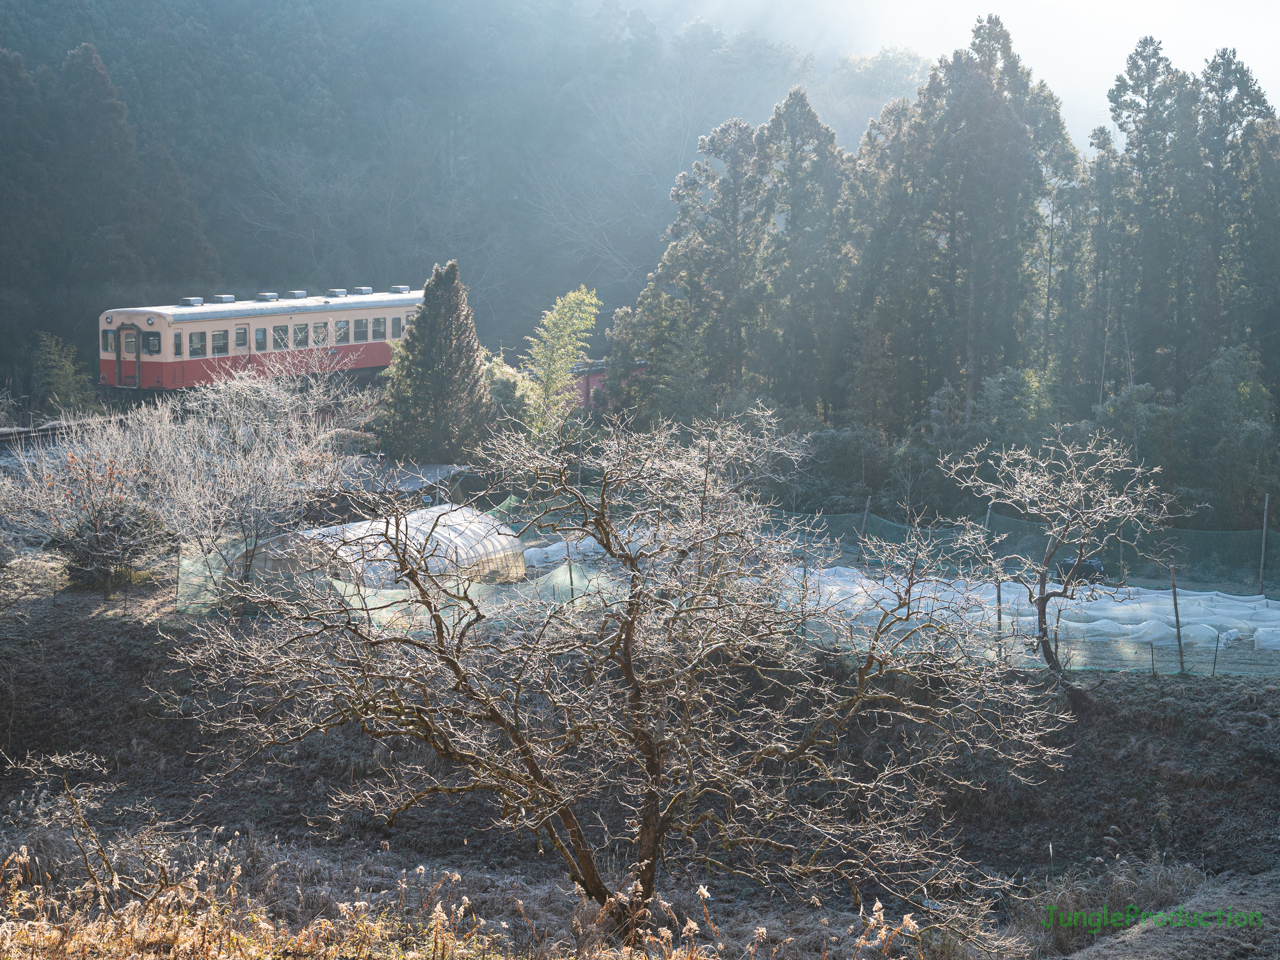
left=2, top=557, right=1279, bottom=957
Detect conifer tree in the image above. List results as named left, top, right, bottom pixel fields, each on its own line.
left=379, top=261, right=494, bottom=463
left=32, top=332, right=98, bottom=414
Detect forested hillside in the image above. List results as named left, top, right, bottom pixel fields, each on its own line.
left=2, top=2, right=1277, bottom=528
left=605, top=18, right=1280, bottom=529
left=0, top=0, right=923, bottom=373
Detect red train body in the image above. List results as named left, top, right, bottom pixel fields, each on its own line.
left=97, top=288, right=421, bottom=390
left=98, top=287, right=631, bottom=407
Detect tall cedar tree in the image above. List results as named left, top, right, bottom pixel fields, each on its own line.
left=380, top=261, right=493, bottom=463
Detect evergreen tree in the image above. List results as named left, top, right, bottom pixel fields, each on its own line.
left=46, top=44, right=145, bottom=290
left=757, top=88, right=850, bottom=414
left=31, top=332, right=98, bottom=414
left=605, top=116, right=771, bottom=422
left=135, top=143, right=221, bottom=283
left=848, top=17, right=1068, bottom=428
left=379, top=261, right=494, bottom=463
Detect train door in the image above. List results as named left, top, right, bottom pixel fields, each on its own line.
left=234, top=324, right=250, bottom=370
left=115, top=323, right=142, bottom=389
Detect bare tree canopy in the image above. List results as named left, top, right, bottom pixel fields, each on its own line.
left=944, top=426, right=1180, bottom=691
left=6, top=361, right=376, bottom=599
left=175, top=411, right=1067, bottom=943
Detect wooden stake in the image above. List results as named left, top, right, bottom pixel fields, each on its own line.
left=1150, top=643, right=1156, bottom=677
left=855, top=495, right=871, bottom=562
left=1172, top=562, right=1184, bottom=674
left=1260, top=494, right=1270, bottom=596
left=1212, top=633, right=1220, bottom=677
left=996, top=577, right=1002, bottom=638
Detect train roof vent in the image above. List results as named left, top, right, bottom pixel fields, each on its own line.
left=179, top=297, right=203, bottom=306
left=286, top=290, right=307, bottom=299
left=256, top=292, right=279, bottom=301
left=327, top=288, right=347, bottom=297
left=353, top=286, right=373, bottom=295
left=390, top=285, right=412, bottom=293
left=212, top=294, right=236, bottom=303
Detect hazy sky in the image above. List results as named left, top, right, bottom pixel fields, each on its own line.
left=641, top=1, right=1280, bottom=149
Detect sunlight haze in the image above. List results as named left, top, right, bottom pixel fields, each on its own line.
left=644, top=0, right=1280, bottom=148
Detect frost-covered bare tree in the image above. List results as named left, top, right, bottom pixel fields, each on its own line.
left=156, top=357, right=377, bottom=585
left=8, top=356, right=375, bottom=599
left=8, top=412, right=171, bottom=596
left=175, top=410, right=1066, bottom=945
left=944, top=427, right=1179, bottom=696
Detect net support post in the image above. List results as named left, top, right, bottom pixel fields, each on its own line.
left=1171, top=561, right=1184, bottom=674
left=1260, top=493, right=1270, bottom=596
left=855, top=495, right=871, bottom=562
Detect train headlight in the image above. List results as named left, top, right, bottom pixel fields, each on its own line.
left=147, top=317, right=154, bottom=325
left=105, top=316, right=112, bottom=324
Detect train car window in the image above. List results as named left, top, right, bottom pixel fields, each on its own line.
left=123, top=331, right=137, bottom=354
left=255, top=328, right=267, bottom=351
left=293, top=323, right=309, bottom=348
left=312, top=322, right=329, bottom=345
left=173, top=332, right=182, bottom=357
left=235, top=328, right=248, bottom=348
left=372, top=317, right=386, bottom=340
left=392, top=316, right=402, bottom=338
left=354, top=318, right=368, bottom=342
left=144, top=332, right=161, bottom=354
left=212, top=330, right=229, bottom=356
left=273, top=325, right=289, bottom=350
left=189, top=332, right=207, bottom=358
left=101, top=330, right=117, bottom=352
left=335, top=320, right=350, bottom=344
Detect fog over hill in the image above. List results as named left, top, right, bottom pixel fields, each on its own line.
left=642, top=0, right=1280, bottom=148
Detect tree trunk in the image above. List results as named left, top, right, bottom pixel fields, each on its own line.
left=965, top=254, right=977, bottom=421
left=1036, top=573, right=1090, bottom=710
left=635, top=791, right=665, bottom=903
left=556, top=805, right=612, bottom=907
left=1043, top=195, right=1054, bottom=373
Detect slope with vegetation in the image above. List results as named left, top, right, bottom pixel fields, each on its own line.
left=0, top=0, right=926, bottom=404
left=605, top=17, right=1280, bottom=533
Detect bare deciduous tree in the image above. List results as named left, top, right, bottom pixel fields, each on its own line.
left=156, top=361, right=376, bottom=587
left=176, top=410, right=1066, bottom=945
left=8, top=414, right=171, bottom=597
left=7, top=360, right=374, bottom=601
left=944, top=427, right=1179, bottom=702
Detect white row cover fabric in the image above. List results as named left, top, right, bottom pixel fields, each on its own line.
left=304, top=504, right=526, bottom=586
left=815, top=566, right=1280, bottom=650
left=523, top=536, right=606, bottom=567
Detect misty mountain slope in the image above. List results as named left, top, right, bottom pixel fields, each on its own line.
left=0, top=0, right=924, bottom=369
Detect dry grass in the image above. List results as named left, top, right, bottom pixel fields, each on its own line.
left=0, top=845, right=926, bottom=959
left=1, top=805, right=928, bottom=960
left=1007, top=854, right=1206, bottom=957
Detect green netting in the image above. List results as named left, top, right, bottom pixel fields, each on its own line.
left=985, top=512, right=1280, bottom=585
left=770, top=509, right=968, bottom=567
left=177, top=544, right=236, bottom=614
left=768, top=505, right=1280, bottom=588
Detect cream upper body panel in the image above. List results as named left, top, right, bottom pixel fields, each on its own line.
left=99, top=291, right=420, bottom=358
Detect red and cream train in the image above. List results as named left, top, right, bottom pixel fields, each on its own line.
left=98, top=287, right=421, bottom=390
